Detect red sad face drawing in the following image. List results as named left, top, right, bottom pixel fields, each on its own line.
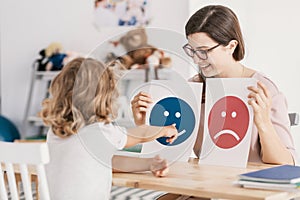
left=208, top=96, right=249, bottom=149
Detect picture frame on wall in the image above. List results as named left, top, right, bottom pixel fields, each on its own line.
left=93, top=0, right=152, bottom=29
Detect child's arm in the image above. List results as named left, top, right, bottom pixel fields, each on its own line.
left=112, top=155, right=169, bottom=177
left=125, top=124, right=178, bottom=148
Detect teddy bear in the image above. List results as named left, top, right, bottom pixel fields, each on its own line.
left=108, top=28, right=171, bottom=82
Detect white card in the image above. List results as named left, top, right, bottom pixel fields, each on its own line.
left=199, top=78, right=256, bottom=168
left=139, top=80, right=202, bottom=162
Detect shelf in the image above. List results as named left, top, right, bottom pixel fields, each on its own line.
left=34, top=71, right=60, bottom=81
left=27, top=116, right=45, bottom=126
left=120, top=68, right=172, bottom=81
left=27, top=116, right=134, bottom=128
left=23, top=68, right=173, bottom=136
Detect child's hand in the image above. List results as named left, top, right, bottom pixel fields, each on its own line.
left=159, top=125, right=178, bottom=144
left=150, top=155, right=169, bottom=177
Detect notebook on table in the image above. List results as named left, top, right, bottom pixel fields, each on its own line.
left=239, top=165, right=300, bottom=184
left=235, top=165, right=300, bottom=192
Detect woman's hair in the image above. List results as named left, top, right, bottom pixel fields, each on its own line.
left=40, top=57, right=119, bottom=138
left=185, top=5, right=245, bottom=61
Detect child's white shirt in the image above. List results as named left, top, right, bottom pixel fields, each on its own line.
left=46, top=122, right=127, bottom=200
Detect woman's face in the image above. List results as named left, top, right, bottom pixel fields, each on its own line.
left=187, top=32, right=228, bottom=78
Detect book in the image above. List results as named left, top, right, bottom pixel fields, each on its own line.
left=234, top=180, right=300, bottom=192
left=239, top=165, right=300, bottom=184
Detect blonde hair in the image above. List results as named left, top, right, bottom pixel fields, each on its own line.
left=45, top=42, right=63, bottom=57
left=40, top=57, right=119, bottom=138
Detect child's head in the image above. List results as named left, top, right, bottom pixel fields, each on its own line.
left=40, top=57, right=119, bottom=138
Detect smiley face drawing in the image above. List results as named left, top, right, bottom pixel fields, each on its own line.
left=208, top=96, right=249, bottom=149
left=149, top=97, right=195, bottom=146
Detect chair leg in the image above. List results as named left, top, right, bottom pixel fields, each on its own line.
left=32, top=175, right=39, bottom=200
left=157, top=194, right=210, bottom=200
left=157, top=193, right=182, bottom=200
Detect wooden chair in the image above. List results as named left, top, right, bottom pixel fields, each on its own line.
left=0, top=141, right=50, bottom=200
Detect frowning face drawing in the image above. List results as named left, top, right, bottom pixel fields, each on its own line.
left=208, top=96, right=249, bottom=149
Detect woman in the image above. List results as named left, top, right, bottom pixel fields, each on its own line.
left=132, top=4, right=296, bottom=166
left=131, top=5, right=296, bottom=199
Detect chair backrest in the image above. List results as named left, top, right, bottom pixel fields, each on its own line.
left=289, top=113, right=299, bottom=126
left=0, top=141, right=50, bottom=200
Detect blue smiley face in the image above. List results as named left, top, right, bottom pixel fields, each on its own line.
left=149, top=97, right=195, bottom=146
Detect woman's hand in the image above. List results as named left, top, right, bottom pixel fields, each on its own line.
left=248, top=81, right=272, bottom=129
left=150, top=155, right=169, bottom=177
left=131, top=92, right=153, bottom=125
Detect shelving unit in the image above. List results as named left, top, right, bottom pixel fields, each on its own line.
left=23, top=64, right=173, bottom=137
left=23, top=61, right=59, bottom=138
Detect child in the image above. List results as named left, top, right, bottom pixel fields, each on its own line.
left=40, top=57, right=178, bottom=200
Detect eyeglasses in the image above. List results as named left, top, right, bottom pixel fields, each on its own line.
left=182, top=43, right=220, bottom=60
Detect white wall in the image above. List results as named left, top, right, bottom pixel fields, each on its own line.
left=189, top=0, right=300, bottom=159
left=243, top=1, right=300, bottom=161
left=0, top=0, right=189, bottom=137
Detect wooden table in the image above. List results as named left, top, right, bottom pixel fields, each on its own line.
left=112, top=161, right=300, bottom=200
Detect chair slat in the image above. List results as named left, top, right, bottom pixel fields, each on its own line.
left=36, top=164, right=50, bottom=200
left=6, top=163, right=18, bottom=200
left=20, top=163, right=33, bottom=200
left=0, top=164, right=8, bottom=200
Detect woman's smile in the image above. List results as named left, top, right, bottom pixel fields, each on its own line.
left=200, top=63, right=213, bottom=74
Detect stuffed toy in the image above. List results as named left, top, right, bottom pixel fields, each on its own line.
left=44, top=42, right=68, bottom=71
left=36, top=49, right=49, bottom=71
left=36, top=42, right=68, bottom=71
left=109, top=28, right=172, bottom=81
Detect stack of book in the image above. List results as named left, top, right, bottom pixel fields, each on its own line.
left=235, top=165, right=300, bottom=191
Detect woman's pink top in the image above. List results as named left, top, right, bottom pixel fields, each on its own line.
left=249, top=72, right=296, bottom=163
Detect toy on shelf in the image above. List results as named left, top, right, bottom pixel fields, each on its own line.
left=108, top=28, right=172, bottom=82
left=36, top=42, right=78, bottom=71
left=45, top=42, right=67, bottom=71
left=24, top=43, right=81, bottom=137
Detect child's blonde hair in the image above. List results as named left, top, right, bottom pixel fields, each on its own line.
left=40, top=57, right=119, bottom=138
